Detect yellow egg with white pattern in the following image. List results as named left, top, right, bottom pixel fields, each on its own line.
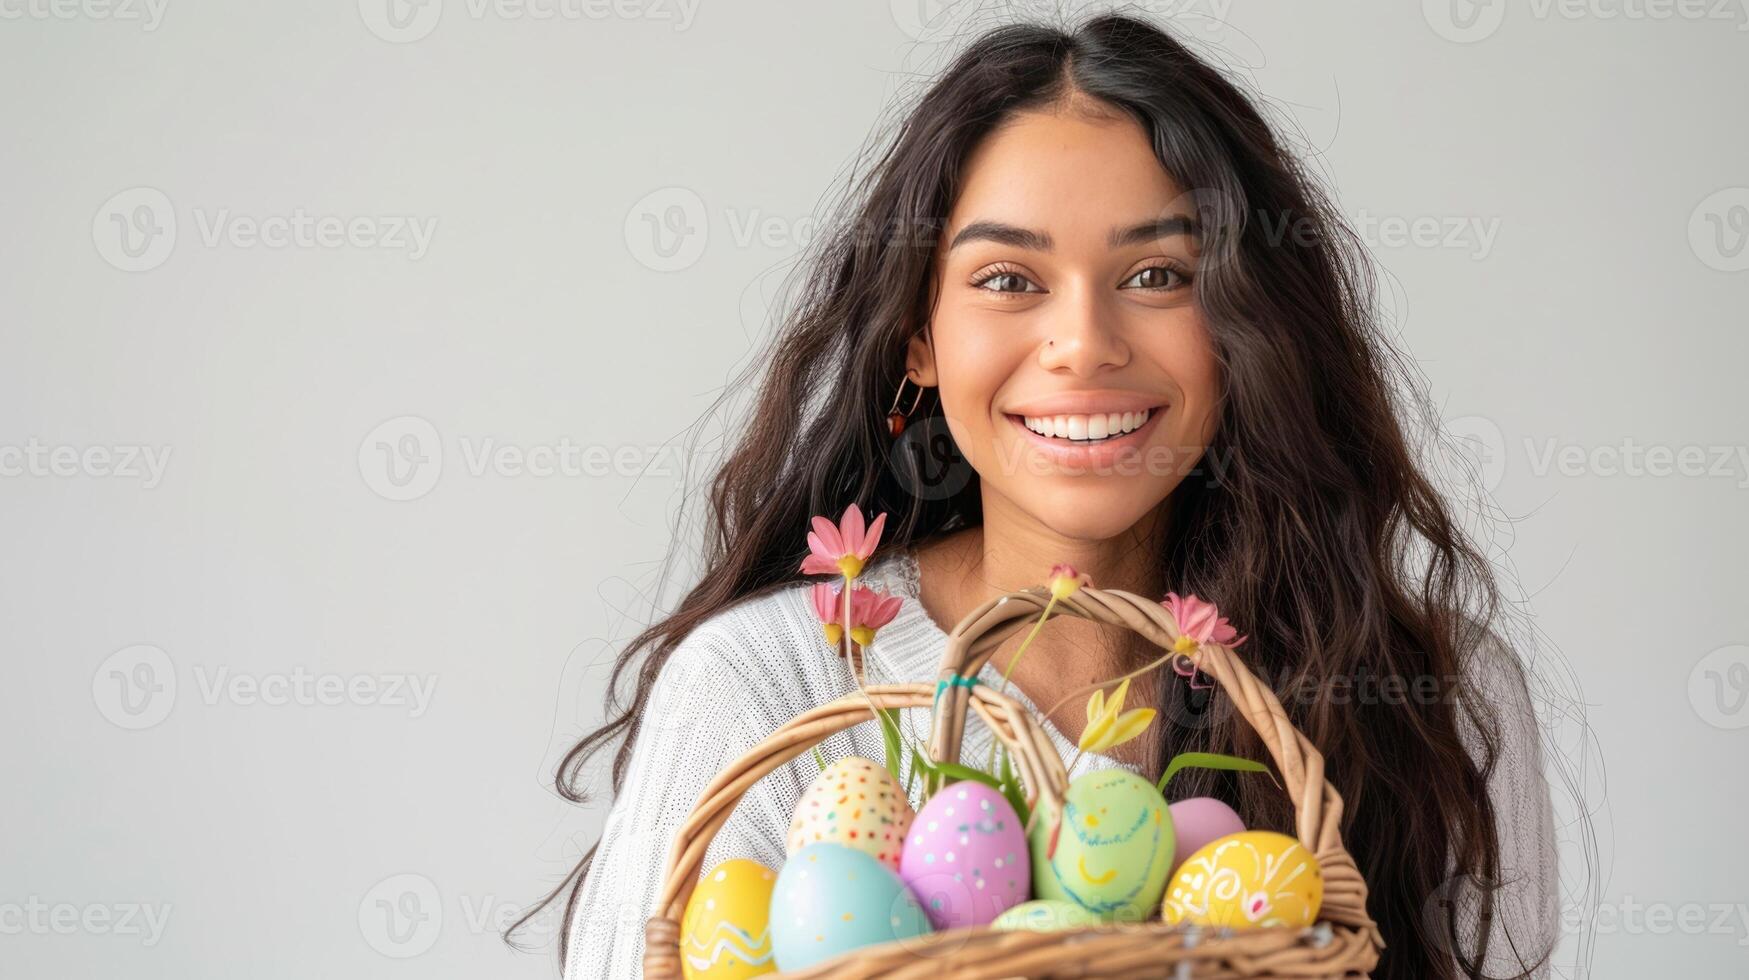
left=1159, top=831, right=1323, bottom=929
left=680, top=859, right=777, bottom=979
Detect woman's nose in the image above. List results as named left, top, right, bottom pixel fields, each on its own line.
left=1038, top=288, right=1131, bottom=377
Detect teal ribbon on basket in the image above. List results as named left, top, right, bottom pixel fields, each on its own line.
left=932, top=672, right=980, bottom=712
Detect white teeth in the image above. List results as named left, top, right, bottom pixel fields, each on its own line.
left=1018, top=408, right=1153, bottom=441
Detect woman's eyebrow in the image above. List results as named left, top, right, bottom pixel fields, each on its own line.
left=1108, top=214, right=1199, bottom=247
left=947, top=220, right=1052, bottom=252
left=946, top=214, right=1200, bottom=253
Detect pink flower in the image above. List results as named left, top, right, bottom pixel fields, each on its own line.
left=849, top=585, right=903, bottom=647
left=809, top=582, right=844, bottom=647
left=1162, top=592, right=1245, bottom=652
left=808, top=582, right=903, bottom=649
left=1048, top=563, right=1089, bottom=600
left=800, top=505, right=888, bottom=580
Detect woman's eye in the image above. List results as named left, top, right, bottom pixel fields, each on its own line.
left=972, top=269, right=1042, bottom=295
left=1121, top=264, right=1189, bottom=291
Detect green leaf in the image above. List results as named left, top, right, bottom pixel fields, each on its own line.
left=1156, top=751, right=1270, bottom=797
left=878, top=707, right=903, bottom=784
left=993, top=747, right=1031, bottom=825
left=812, top=745, right=827, bottom=773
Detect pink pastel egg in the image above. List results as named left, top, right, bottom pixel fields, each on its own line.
left=1166, top=797, right=1246, bottom=875
left=898, top=781, right=1030, bottom=929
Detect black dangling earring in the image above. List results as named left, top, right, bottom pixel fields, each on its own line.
left=886, top=376, right=924, bottom=438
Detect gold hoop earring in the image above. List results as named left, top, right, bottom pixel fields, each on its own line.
left=886, top=376, right=925, bottom=438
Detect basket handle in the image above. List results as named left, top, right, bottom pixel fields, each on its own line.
left=643, top=682, right=1069, bottom=980
left=923, top=585, right=1381, bottom=941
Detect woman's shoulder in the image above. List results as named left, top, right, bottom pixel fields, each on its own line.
left=654, top=580, right=847, bottom=721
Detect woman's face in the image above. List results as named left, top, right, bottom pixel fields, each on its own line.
left=909, top=103, right=1223, bottom=541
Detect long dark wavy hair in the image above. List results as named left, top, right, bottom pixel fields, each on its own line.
left=517, top=13, right=1548, bottom=979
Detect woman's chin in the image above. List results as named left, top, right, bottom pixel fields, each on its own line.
left=1009, top=487, right=1172, bottom=543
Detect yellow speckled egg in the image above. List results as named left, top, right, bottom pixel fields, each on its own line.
left=680, top=859, right=777, bottom=979
left=1159, top=830, right=1323, bottom=929
left=787, top=756, right=914, bottom=870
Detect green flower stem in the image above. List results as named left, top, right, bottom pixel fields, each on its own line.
left=984, top=595, right=1059, bottom=771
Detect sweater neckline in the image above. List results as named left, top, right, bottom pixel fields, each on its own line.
left=858, top=547, right=1136, bottom=777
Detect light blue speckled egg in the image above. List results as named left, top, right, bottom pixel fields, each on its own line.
left=770, top=842, right=932, bottom=971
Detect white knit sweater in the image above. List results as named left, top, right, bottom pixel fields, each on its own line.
left=562, top=550, right=1558, bottom=978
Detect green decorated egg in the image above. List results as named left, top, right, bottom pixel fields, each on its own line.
left=1028, top=768, right=1174, bottom=920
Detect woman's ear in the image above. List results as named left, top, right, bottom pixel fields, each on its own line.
left=904, top=330, right=939, bottom=387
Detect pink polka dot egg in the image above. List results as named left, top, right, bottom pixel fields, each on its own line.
left=787, top=756, right=914, bottom=870
left=898, top=780, right=1031, bottom=929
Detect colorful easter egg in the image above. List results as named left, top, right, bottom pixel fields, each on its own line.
left=1028, top=768, right=1174, bottom=922
left=990, top=899, right=1103, bottom=933
left=769, top=842, right=932, bottom=971
left=1160, top=830, right=1323, bottom=929
left=787, top=756, right=914, bottom=870
left=1165, top=797, right=1246, bottom=876
left=898, top=780, right=1030, bottom=929
left=680, top=859, right=777, bottom=979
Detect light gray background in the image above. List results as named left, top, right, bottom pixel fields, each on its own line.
left=3, top=1, right=1745, bottom=977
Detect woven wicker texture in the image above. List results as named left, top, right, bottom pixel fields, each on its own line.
left=645, top=586, right=1384, bottom=978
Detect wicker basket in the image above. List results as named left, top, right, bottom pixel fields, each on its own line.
left=644, top=586, right=1385, bottom=978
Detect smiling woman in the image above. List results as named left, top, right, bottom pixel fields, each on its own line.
left=520, top=13, right=1558, bottom=980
